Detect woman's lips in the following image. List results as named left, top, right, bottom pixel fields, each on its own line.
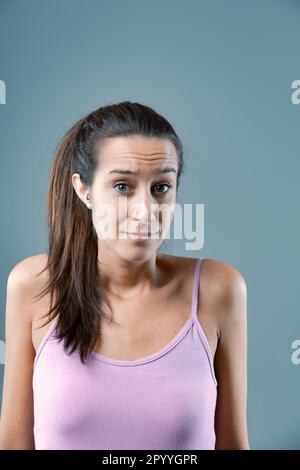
left=121, top=231, right=160, bottom=239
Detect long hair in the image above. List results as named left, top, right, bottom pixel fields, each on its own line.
left=34, top=101, right=184, bottom=364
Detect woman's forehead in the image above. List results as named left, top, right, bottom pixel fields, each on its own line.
left=97, top=136, right=178, bottom=173
left=100, top=135, right=176, bottom=157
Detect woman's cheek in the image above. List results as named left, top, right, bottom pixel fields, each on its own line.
left=92, top=202, right=119, bottom=239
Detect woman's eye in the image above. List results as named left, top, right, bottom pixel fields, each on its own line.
left=113, top=183, right=131, bottom=193
left=153, top=183, right=171, bottom=194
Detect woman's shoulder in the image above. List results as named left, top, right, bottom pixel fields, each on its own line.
left=160, top=254, right=247, bottom=338
left=197, top=257, right=247, bottom=295
left=7, top=253, right=49, bottom=289
left=161, top=254, right=247, bottom=319
left=160, top=254, right=246, bottom=289
left=7, top=253, right=50, bottom=322
left=194, top=257, right=247, bottom=336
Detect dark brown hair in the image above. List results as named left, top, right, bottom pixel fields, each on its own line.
left=34, top=101, right=184, bottom=364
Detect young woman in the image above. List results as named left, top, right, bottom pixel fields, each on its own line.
left=0, top=101, right=249, bottom=450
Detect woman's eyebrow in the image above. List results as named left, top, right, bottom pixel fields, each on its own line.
left=108, top=166, right=177, bottom=176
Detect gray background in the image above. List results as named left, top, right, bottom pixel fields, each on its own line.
left=0, top=0, right=299, bottom=449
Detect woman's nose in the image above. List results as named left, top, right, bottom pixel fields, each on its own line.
left=130, top=190, right=157, bottom=224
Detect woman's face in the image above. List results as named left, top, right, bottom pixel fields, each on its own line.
left=73, top=135, right=179, bottom=262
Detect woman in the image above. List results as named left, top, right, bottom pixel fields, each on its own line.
left=0, top=101, right=249, bottom=450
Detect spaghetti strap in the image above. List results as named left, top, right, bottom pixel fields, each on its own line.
left=33, top=315, right=59, bottom=372
left=191, top=258, right=203, bottom=320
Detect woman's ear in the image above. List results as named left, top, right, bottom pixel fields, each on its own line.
left=71, top=173, right=91, bottom=209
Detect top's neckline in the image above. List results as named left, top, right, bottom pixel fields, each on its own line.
left=89, top=258, right=202, bottom=367
left=90, top=313, right=195, bottom=367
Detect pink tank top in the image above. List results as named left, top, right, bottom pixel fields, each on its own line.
left=32, top=258, right=218, bottom=450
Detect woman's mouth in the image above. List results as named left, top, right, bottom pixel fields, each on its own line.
left=121, top=231, right=160, bottom=239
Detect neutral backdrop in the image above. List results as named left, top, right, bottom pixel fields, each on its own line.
left=0, top=0, right=299, bottom=450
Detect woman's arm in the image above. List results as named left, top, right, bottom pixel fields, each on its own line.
left=213, top=262, right=249, bottom=450
left=0, top=259, right=36, bottom=449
